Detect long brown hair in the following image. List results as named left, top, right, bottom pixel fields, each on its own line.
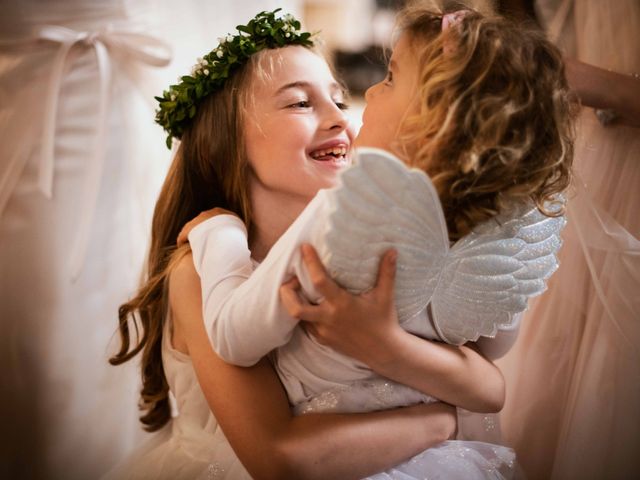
left=109, top=57, right=257, bottom=431
left=396, top=4, right=576, bottom=240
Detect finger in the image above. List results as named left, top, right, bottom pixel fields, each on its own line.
left=279, top=282, right=304, bottom=318
left=282, top=276, right=301, bottom=290
left=280, top=282, right=329, bottom=323
left=176, top=224, right=190, bottom=246
left=301, top=321, right=326, bottom=345
left=301, top=244, right=341, bottom=299
left=374, top=249, right=397, bottom=303
left=279, top=282, right=321, bottom=321
left=212, top=207, right=237, bottom=218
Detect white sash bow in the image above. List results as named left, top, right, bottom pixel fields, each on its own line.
left=35, top=25, right=171, bottom=279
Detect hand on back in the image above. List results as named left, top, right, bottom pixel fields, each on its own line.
left=176, top=207, right=238, bottom=246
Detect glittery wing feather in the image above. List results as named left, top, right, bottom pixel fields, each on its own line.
left=317, top=148, right=449, bottom=324
left=430, top=201, right=566, bottom=344
left=315, top=148, right=566, bottom=345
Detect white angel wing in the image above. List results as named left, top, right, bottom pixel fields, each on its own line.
left=317, top=148, right=449, bottom=324
left=315, top=148, right=566, bottom=345
left=431, top=201, right=566, bottom=344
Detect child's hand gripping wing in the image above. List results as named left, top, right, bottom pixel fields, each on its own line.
left=316, top=148, right=450, bottom=326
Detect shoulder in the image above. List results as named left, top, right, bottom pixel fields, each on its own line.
left=169, top=250, right=199, bottom=292
left=168, top=249, right=202, bottom=322
left=168, top=249, right=206, bottom=352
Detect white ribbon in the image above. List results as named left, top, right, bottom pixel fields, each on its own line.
left=36, top=25, right=171, bottom=279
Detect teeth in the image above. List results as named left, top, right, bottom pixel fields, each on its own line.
left=310, top=146, right=348, bottom=159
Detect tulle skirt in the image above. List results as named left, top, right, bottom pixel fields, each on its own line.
left=366, top=441, right=516, bottom=480
left=102, top=422, right=252, bottom=480
left=497, top=1, right=640, bottom=477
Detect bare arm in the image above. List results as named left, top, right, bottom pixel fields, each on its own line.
left=499, top=0, right=640, bottom=127
left=565, top=58, right=640, bottom=127
left=281, top=245, right=505, bottom=413
left=169, top=253, right=456, bottom=480
left=362, top=325, right=505, bottom=413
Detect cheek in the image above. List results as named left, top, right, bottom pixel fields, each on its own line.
left=356, top=108, right=396, bottom=150
left=269, top=116, right=309, bottom=150
left=355, top=122, right=383, bottom=149
left=246, top=150, right=269, bottom=185
left=245, top=116, right=296, bottom=173
left=359, top=104, right=378, bottom=134
left=245, top=135, right=268, bottom=173
left=246, top=137, right=304, bottom=186
left=244, top=117, right=267, bottom=161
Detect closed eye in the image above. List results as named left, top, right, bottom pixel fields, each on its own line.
left=335, top=101, right=349, bottom=110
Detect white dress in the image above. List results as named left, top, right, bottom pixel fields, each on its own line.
left=103, top=317, right=251, bottom=480
left=0, top=1, right=171, bottom=477
left=189, top=217, right=518, bottom=480
left=186, top=148, right=564, bottom=479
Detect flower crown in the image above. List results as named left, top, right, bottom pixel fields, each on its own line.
left=155, top=9, right=313, bottom=148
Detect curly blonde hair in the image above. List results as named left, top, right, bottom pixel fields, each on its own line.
left=396, top=4, right=577, bottom=240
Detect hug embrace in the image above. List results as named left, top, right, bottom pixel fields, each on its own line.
left=108, top=3, right=574, bottom=479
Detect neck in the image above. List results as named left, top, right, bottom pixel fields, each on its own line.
left=249, top=183, right=309, bottom=262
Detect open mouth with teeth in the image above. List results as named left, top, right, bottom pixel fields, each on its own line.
left=309, top=145, right=348, bottom=162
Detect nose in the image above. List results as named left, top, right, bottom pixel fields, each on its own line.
left=321, top=100, right=349, bottom=132
left=364, top=82, right=379, bottom=103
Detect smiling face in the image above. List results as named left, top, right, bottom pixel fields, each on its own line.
left=244, top=46, right=354, bottom=207
left=355, top=34, right=419, bottom=156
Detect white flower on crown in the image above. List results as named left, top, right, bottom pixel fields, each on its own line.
left=226, top=34, right=234, bottom=43
left=216, top=49, right=224, bottom=58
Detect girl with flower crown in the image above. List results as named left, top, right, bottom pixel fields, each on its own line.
left=106, top=9, right=476, bottom=480
left=173, top=4, right=575, bottom=480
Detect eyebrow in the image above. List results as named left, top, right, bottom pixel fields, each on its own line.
left=275, top=80, right=342, bottom=96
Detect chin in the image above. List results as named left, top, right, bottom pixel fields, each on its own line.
left=313, top=176, right=339, bottom=192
